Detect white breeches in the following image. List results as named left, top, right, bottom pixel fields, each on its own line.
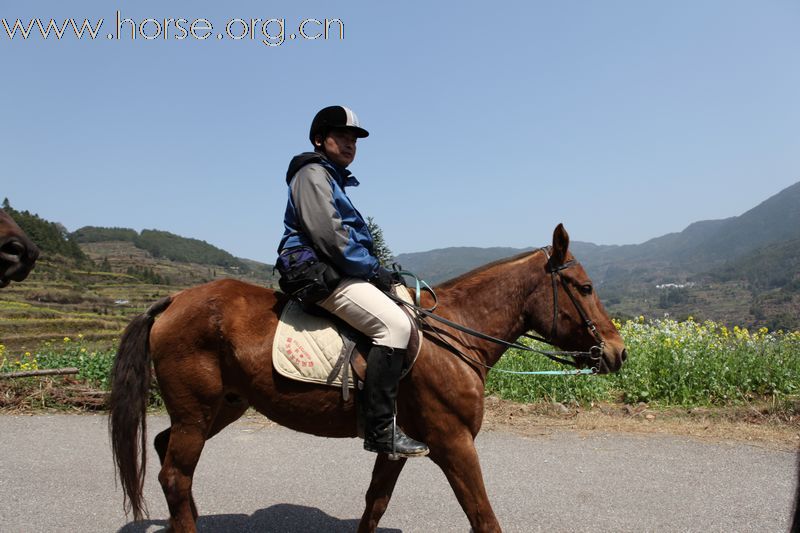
left=317, top=278, right=411, bottom=349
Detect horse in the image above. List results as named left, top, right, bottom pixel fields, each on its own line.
left=0, top=209, right=39, bottom=288
left=793, top=460, right=800, bottom=533
left=109, top=224, right=627, bottom=533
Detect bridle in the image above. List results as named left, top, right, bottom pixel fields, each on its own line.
left=521, top=247, right=606, bottom=367
left=389, top=247, right=607, bottom=373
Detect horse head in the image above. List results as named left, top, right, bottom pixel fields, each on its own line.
left=525, top=224, right=626, bottom=374
left=0, top=209, right=39, bottom=288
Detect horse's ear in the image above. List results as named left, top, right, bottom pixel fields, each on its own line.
left=552, top=223, right=570, bottom=263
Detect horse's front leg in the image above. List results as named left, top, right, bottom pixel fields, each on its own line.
left=357, top=454, right=408, bottom=533
left=429, top=430, right=501, bottom=533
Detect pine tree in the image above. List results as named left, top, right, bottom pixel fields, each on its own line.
left=367, top=216, right=395, bottom=267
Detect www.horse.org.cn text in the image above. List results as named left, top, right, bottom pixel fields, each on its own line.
left=1, top=11, right=344, bottom=47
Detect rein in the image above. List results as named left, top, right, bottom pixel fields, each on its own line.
left=389, top=249, right=604, bottom=375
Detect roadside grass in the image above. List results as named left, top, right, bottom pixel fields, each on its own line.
left=2, top=318, right=799, bottom=419
left=487, top=317, right=800, bottom=416
left=0, top=336, right=163, bottom=410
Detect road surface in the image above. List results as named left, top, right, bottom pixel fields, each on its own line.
left=0, top=414, right=796, bottom=532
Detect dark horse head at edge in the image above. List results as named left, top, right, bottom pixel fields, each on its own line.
left=0, top=209, right=39, bottom=288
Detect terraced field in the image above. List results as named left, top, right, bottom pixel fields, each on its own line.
left=0, top=241, right=276, bottom=355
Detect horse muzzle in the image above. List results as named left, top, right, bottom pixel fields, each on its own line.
left=596, top=344, right=626, bottom=374
left=0, top=237, right=39, bottom=287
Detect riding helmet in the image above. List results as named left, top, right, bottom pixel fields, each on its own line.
left=309, top=105, right=369, bottom=143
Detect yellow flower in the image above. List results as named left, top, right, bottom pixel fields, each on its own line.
left=63, top=337, right=71, bottom=343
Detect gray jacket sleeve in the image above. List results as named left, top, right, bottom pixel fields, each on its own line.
left=290, top=163, right=378, bottom=277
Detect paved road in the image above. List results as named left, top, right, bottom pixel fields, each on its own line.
left=0, top=414, right=796, bottom=532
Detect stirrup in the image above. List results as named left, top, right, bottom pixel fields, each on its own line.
left=389, top=414, right=399, bottom=461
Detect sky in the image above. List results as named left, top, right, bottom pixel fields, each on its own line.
left=2, top=1, right=799, bottom=263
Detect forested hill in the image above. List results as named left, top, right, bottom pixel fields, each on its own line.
left=2, top=202, right=274, bottom=282
left=0, top=203, right=276, bottom=352
left=708, top=238, right=800, bottom=292
left=73, top=226, right=246, bottom=270
left=1, top=199, right=88, bottom=264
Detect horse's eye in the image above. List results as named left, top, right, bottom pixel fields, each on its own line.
left=580, top=284, right=593, bottom=295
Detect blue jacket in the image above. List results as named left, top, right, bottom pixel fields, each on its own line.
left=277, top=152, right=381, bottom=279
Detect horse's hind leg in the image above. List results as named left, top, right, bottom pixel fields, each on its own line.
left=157, top=420, right=210, bottom=533
left=154, top=427, right=201, bottom=521
left=357, top=454, right=408, bottom=533
left=155, top=392, right=248, bottom=530
left=156, top=354, right=227, bottom=532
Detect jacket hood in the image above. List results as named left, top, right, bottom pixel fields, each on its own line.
left=285, top=152, right=326, bottom=184
left=285, top=151, right=359, bottom=188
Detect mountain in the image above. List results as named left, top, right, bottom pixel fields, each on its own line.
left=578, top=181, right=800, bottom=278
left=395, top=247, right=534, bottom=285
left=394, top=181, right=800, bottom=329
left=399, top=181, right=800, bottom=282
left=699, top=181, right=800, bottom=258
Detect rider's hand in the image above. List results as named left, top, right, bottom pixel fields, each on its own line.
left=370, top=267, right=396, bottom=292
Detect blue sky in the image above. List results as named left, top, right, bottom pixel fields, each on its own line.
left=3, top=1, right=799, bottom=263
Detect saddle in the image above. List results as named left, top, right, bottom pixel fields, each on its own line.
left=272, top=285, right=423, bottom=400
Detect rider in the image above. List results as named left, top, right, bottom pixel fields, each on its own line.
left=276, top=105, right=429, bottom=458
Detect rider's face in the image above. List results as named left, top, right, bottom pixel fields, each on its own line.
left=318, top=129, right=358, bottom=167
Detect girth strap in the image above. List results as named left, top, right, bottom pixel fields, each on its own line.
left=326, top=329, right=358, bottom=400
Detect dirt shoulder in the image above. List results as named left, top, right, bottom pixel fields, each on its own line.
left=482, top=396, right=800, bottom=452
left=3, top=390, right=799, bottom=452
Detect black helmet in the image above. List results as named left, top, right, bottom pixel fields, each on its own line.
left=309, top=105, right=369, bottom=144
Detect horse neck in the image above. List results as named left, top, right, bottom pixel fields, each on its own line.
left=434, top=251, right=549, bottom=370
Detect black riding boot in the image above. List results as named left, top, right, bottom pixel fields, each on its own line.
left=362, top=345, right=429, bottom=458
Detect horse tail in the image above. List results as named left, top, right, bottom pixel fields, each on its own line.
left=108, top=296, right=172, bottom=521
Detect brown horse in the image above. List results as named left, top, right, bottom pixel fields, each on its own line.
left=0, top=209, right=39, bottom=288
left=793, top=460, right=800, bottom=533
left=109, top=224, right=626, bottom=533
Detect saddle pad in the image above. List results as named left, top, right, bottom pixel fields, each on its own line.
left=272, top=286, right=415, bottom=388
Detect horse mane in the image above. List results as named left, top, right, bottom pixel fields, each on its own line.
left=434, top=249, right=540, bottom=290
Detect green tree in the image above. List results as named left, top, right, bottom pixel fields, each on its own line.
left=367, top=216, right=394, bottom=267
